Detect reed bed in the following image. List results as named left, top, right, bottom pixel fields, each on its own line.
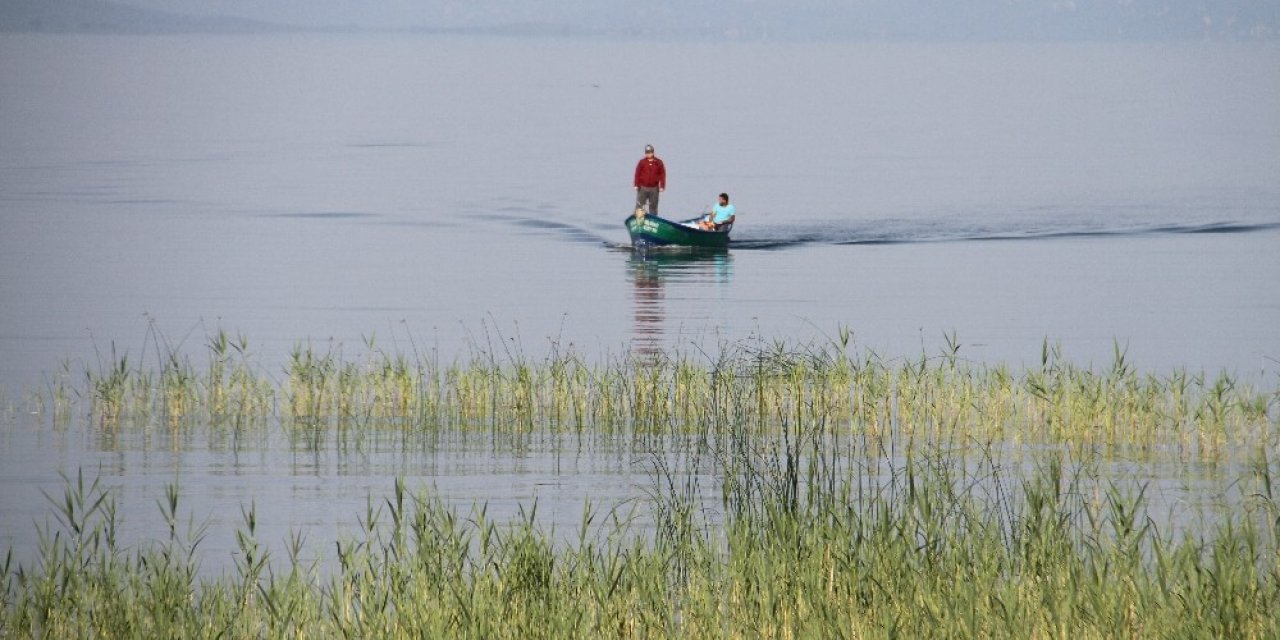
left=44, top=334, right=1278, bottom=460
left=2, top=441, right=1277, bottom=638
left=4, top=334, right=1277, bottom=637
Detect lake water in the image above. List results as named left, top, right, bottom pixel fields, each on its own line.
left=1, top=34, right=1278, bottom=570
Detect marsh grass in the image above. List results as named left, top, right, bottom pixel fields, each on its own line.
left=46, top=333, right=1280, bottom=461
left=4, top=333, right=1279, bottom=637
left=2, top=440, right=1278, bottom=637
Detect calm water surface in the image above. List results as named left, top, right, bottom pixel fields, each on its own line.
left=1, top=34, right=1277, bottom=569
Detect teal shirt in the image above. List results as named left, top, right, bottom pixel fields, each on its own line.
left=712, top=203, right=736, bottom=223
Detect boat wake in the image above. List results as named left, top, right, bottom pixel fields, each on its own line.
left=729, top=219, right=1280, bottom=250
left=481, top=207, right=1280, bottom=252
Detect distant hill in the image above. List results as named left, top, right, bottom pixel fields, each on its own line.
left=1, top=0, right=1276, bottom=40
left=580, top=0, right=1280, bottom=42
left=0, top=0, right=295, bottom=34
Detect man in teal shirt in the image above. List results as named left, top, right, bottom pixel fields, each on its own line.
left=702, top=193, right=736, bottom=230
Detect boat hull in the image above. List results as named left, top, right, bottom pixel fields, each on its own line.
left=625, top=213, right=731, bottom=248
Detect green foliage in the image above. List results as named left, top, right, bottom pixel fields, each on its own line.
left=4, top=334, right=1278, bottom=637
left=4, top=444, right=1278, bottom=638
left=53, top=332, right=1280, bottom=461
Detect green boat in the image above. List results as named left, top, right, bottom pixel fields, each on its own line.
left=624, top=210, right=733, bottom=248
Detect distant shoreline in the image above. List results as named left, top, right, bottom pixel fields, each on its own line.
left=2, top=0, right=1277, bottom=41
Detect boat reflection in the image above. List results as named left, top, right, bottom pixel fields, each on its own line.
left=628, top=248, right=733, bottom=358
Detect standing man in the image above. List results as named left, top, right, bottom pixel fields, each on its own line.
left=634, top=144, right=666, bottom=215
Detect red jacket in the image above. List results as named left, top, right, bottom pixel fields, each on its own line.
left=634, top=157, right=666, bottom=189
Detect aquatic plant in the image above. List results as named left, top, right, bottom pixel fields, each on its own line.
left=6, top=333, right=1278, bottom=635
left=35, top=333, right=1278, bottom=462
left=3, top=439, right=1278, bottom=638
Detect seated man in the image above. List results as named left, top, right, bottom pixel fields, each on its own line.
left=700, top=193, right=736, bottom=230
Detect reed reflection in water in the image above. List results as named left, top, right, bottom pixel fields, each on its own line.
left=628, top=248, right=734, bottom=357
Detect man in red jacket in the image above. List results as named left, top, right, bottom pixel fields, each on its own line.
left=634, top=144, right=666, bottom=215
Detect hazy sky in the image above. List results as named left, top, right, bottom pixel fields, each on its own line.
left=103, top=0, right=1280, bottom=39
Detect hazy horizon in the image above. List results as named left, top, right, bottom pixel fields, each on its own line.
left=3, top=0, right=1279, bottom=40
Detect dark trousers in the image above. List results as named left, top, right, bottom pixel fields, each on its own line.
left=635, top=187, right=660, bottom=214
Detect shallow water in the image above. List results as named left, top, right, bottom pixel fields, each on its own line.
left=1, top=34, right=1277, bottom=571
left=2, top=36, right=1278, bottom=388
left=0, top=412, right=1256, bottom=576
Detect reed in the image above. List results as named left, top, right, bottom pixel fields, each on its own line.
left=3, top=438, right=1277, bottom=638
left=5, top=333, right=1277, bottom=636
left=47, top=334, right=1277, bottom=461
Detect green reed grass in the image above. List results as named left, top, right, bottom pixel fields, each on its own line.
left=3, top=440, right=1277, bottom=638
left=48, top=333, right=1278, bottom=462
left=5, top=333, right=1278, bottom=636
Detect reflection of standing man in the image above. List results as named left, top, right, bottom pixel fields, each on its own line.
left=629, top=254, right=665, bottom=359
left=634, top=144, right=666, bottom=215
